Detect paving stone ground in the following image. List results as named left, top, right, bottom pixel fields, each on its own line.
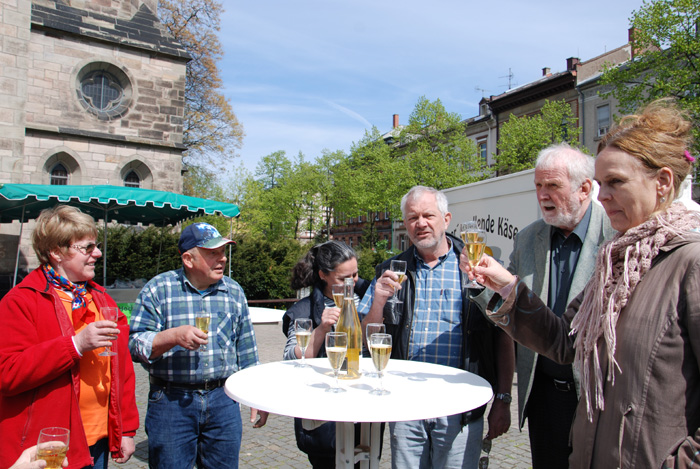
left=111, top=323, right=533, bottom=468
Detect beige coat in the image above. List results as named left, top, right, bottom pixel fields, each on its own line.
left=489, top=233, right=700, bottom=469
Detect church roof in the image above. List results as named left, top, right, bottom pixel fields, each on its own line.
left=32, top=2, right=191, bottom=61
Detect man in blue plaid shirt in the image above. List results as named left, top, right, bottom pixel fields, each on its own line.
left=358, top=186, right=514, bottom=469
left=129, top=222, right=267, bottom=469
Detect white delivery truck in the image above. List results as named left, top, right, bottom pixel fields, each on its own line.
left=443, top=169, right=538, bottom=264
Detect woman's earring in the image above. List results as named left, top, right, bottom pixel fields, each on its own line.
left=660, top=196, right=666, bottom=203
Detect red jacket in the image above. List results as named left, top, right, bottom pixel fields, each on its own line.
left=0, top=268, right=139, bottom=469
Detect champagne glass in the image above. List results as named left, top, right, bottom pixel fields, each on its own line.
left=369, top=333, right=392, bottom=396
left=325, top=332, right=347, bottom=393
left=387, top=260, right=407, bottom=304
left=461, top=222, right=487, bottom=289
left=331, top=283, right=344, bottom=308
left=365, top=323, right=386, bottom=378
left=294, top=318, right=313, bottom=367
left=195, top=311, right=211, bottom=352
left=99, top=307, right=119, bottom=356
left=37, top=427, right=69, bottom=469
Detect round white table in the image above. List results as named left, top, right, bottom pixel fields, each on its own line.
left=225, top=357, right=492, bottom=468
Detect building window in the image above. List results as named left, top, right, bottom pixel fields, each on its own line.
left=76, top=62, right=132, bottom=120
left=124, top=171, right=141, bottom=188
left=82, top=71, right=123, bottom=111
left=50, top=164, right=68, bottom=185
left=597, top=104, right=610, bottom=137
left=478, top=141, right=487, bottom=163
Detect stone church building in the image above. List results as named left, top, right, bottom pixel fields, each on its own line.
left=0, top=0, right=190, bottom=284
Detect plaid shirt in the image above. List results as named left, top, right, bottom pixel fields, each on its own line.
left=129, top=268, right=259, bottom=383
left=358, top=243, right=463, bottom=368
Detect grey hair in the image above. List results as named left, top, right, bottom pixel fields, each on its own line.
left=536, top=143, right=594, bottom=193
left=400, top=185, right=449, bottom=219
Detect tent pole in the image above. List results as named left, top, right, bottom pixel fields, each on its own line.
left=228, top=217, right=234, bottom=278
left=103, top=215, right=107, bottom=287
left=156, top=220, right=165, bottom=275
left=12, top=203, right=27, bottom=287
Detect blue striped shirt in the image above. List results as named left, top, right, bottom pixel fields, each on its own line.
left=129, top=268, right=259, bottom=383
left=358, top=243, right=463, bottom=368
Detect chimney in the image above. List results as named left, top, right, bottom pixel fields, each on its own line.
left=542, top=67, right=551, bottom=76
left=393, top=114, right=399, bottom=129
left=566, top=57, right=580, bottom=71
left=629, top=27, right=637, bottom=58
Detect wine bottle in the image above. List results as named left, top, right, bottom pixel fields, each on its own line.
left=335, top=277, right=362, bottom=379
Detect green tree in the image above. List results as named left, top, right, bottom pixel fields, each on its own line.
left=228, top=235, right=305, bottom=301
left=600, top=0, right=700, bottom=148
left=334, top=127, right=402, bottom=246
left=399, top=96, right=487, bottom=188
left=313, top=149, right=346, bottom=241
left=158, top=0, right=244, bottom=181
left=495, top=100, right=581, bottom=174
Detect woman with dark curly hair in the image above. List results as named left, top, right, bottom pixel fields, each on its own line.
left=282, top=240, right=370, bottom=468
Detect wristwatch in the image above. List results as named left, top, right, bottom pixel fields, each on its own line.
left=495, top=392, right=512, bottom=404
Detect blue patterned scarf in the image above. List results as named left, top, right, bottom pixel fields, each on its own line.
left=42, top=263, right=90, bottom=314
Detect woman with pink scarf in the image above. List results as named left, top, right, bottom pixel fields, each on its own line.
left=462, top=99, right=700, bottom=469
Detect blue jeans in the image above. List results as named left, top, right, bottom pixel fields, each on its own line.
left=389, top=415, right=483, bottom=469
left=145, top=384, right=242, bottom=469
left=81, top=438, right=108, bottom=469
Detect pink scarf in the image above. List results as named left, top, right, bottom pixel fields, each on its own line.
left=571, top=203, right=700, bottom=420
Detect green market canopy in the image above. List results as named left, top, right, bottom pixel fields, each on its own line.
left=0, top=184, right=240, bottom=286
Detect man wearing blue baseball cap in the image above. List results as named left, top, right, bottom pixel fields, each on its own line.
left=129, top=222, right=267, bottom=469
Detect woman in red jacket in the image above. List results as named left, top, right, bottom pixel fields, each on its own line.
left=0, top=205, right=139, bottom=469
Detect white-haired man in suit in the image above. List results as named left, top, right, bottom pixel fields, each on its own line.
left=483, top=143, right=615, bottom=468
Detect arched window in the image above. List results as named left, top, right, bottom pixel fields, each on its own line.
left=124, top=170, right=141, bottom=188
left=50, top=164, right=69, bottom=185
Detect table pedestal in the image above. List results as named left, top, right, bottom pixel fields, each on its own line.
left=336, top=421, right=382, bottom=468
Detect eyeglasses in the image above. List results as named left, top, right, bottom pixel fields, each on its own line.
left=70, top=242, right=102, bottom=255
left=478, top=437, right=491, bottom=469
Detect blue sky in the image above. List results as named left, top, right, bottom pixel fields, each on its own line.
left=219, top=0, right=643, bottom=175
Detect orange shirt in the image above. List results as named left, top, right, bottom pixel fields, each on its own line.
left=56, top=289, right=110, bottom=446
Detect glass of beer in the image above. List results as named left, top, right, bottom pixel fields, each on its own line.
left=460, top=221, right=487, bottom=289
left=325, top=332, right=347, bottom=393
left=387, top=260, right=407, bottom=304
left=99, top=307, right=119, bottom=356
left=294, top=318, right=313, bottom=367
left=365, top=323, right=386, bottom=378
left=195, top=311, right=211, bottom=352
left=369, top=333, right=392, bottom=395
left=36, top=427, right=69, bottom=469
left=331, top=283, right=344, bottom=308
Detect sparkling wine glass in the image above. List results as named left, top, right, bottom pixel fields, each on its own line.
left=369, top=333, right=392, bottom=396
left=365, top=322, right=386, bottom=378
left=37, top=427, right=69, bottom=469
left=331, top=283, right=344, bottom=308
left=195, top=311, right=211, bottom=352
left=99, top=307, right=119, bottom=356
left=325, top=332, right=347, bottom=393
left=387, top=260, right=407, bottom=304
left=461, top=221, right=487, bottom=289
left=294, top=318, right=313, bottom=367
